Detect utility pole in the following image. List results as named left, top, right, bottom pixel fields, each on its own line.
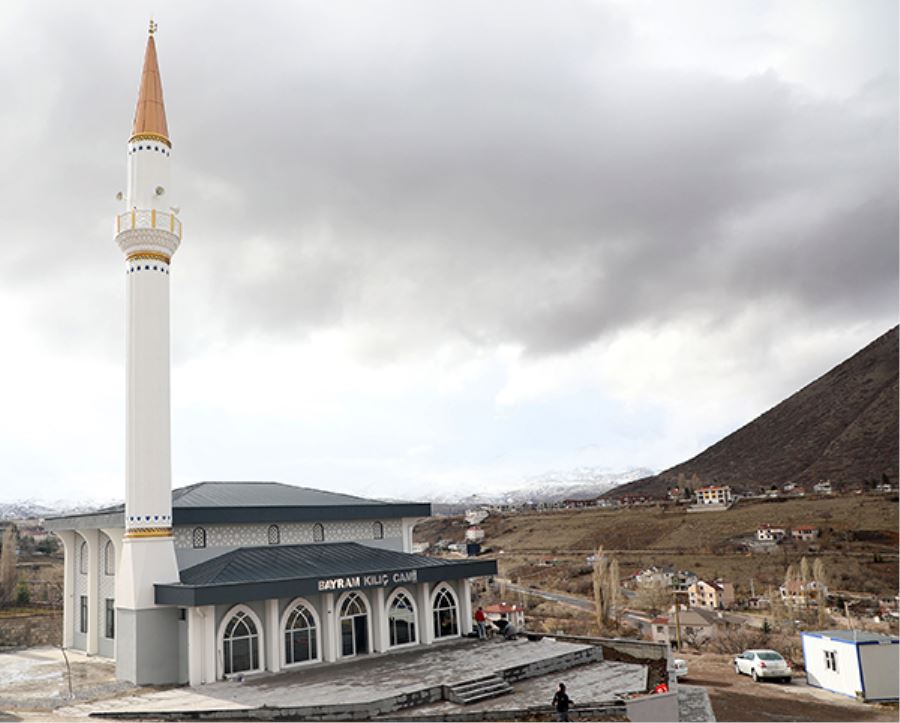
left=674, top=591, right=683, bottom=652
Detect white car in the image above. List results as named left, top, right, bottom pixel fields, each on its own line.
left=734, top=649, right=792, bottom=683
left=671, top=658, right=688, bottom=679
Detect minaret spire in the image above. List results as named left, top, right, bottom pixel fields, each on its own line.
left=131, top=20, right=170, bottom=145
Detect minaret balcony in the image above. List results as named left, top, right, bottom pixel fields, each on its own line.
left=115, top=209, right=182, bottom=260
left=115, top=209, right=183, bottom=239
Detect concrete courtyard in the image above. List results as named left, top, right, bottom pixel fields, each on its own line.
left=2, top=637, right=649, bottom=719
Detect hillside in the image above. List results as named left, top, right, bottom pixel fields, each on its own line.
left=415, top=495, right=899, bottom=597
left=611, top=326, right=898, bottom=498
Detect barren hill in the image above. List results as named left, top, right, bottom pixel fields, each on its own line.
left=611, top=326, right=899, bottom=498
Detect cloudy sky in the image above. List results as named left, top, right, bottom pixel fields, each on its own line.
left=0, top=0, right=896, bottom=503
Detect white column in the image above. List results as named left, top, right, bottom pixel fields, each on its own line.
left=188, top=607, right=204, bottom=686
left=371, top=587, right=388, bottom=653
left=56, top=531, right=76, bottom=649
left=416, top=582, right=433, bottom=645
left=83, top=529, right=100, bottom=655
left=321, top=592, right=337, bottom=662
left=459, top=579, right=473, bottom=635
left=203, top=606, right=217, bottom=683
left=99, top=527, right=124, bottom=660
left=265, top=599, right=281, bottom=674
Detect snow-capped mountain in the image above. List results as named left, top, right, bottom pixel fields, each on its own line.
left=415, top=467, right=654, bottom=507
left=0, top=498, right=120, bottom=521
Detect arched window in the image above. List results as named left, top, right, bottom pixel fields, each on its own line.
left=373, top=521, right=384, bottom=540
left=339, top=592, right=369, bottom=657
left=312, top=523, right=324, bottom=543
left=283, top=601, right=318, bottom=665
left=432, top=586, right=459, bottom=639
left=388, top=590, right=417, bottom=647
left=104, top=540, right=115, bottom=575
left=267, top=525, right=280, bottom=545
left=192, top=527, right=207, bottom=549
left=222, top=610, right=260, bottom=675
left=78, top=540, right=88, bottom=574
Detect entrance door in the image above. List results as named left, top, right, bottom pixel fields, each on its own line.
left=353, top=614, right=368, bottom=654
left=339, top=592, right=369, bottom=657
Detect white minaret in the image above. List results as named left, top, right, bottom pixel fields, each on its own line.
left=113, top=22, right=182, bottom=685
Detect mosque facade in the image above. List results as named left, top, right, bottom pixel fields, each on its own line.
left=45, top=26, right=496, bottom=686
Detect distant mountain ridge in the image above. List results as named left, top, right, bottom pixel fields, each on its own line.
left=609, top=326, right=899, bottom=498
left=416, top=467, right=654, bottom=511
left=0, top=498, right=120, bottom=522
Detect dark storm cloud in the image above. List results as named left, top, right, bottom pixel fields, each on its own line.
left=1, top=1, right=896, bottom=361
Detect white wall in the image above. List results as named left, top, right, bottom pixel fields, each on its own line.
left=803, top=635, right=863, bottom=697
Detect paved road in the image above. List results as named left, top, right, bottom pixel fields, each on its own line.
left=503, top=581, right=595, bottom=611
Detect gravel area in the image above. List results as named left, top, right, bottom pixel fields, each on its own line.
left=677, top=651, right=898, bottom=722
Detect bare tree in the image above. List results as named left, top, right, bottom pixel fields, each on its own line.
left=0, top=525, right=18, bottom=607
left=634, top=578, right=673, bottom=616
left=608, top=558, right=621, bottom=623
left=768, top=584, right=789, bottom=622
left=799, top=556, right=811, bottom=584
left=592, top=546, right=610, bottom=632
left=813, top=558, right=830, bottom=628
left=812, top=558, right=829, bottom=588
left=592, top=546, right=625, bottom=633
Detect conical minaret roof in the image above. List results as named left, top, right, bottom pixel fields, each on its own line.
left=130, top=26, right=170, bottom=145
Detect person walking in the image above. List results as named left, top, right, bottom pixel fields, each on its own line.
left=475, top=606, right=487, bottom=640
left=552, top=682, right=572, bottom=722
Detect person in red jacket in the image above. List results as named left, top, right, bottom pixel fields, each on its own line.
left=474, top=606, right=487, bottom=639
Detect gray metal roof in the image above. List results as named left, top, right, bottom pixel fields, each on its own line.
left=155, top=542, right=498, bottom=606
left=804, top=630, right=899, bottom=644
left=181, top=542, right=454, bottom=585
left=44, top=481, right=430, bottom=530
left=172, top=481, right=384, bottom=508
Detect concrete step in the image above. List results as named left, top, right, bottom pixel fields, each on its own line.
left=447, top=674, right=514, bottom=705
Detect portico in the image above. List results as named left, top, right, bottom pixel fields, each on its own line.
left=156, top=542, right=490, bottom=685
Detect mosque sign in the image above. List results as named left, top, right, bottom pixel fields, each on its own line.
left=318, top=570, right=418, bottom=592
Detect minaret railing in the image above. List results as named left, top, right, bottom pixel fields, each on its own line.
left=115, top=209, right=183, bottom=239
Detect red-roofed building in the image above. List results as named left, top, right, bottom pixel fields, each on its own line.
left=791, top=525, right=820, bottom=541
left=483, top=603, right=525, bottom=628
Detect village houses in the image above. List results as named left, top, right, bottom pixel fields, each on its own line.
left=791, top=525, right=820, bottom=541
left=694, top=485, right=733, bottom=506
left=756, top=524, right=787, bottom=542
left=688, top=579, right=736, bottom=610
left=780, top=579, right=828, bottom=607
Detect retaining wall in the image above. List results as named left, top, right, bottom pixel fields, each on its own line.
left=0, top=611, right=62, bottom=647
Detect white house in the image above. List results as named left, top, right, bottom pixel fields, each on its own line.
left=756, top=525, right=786, bottom=542
left=780, top=579, right=827, bottom=608
left=801, top=631, right=899, bottom=701
left=694, top=486, right=733, bottom=506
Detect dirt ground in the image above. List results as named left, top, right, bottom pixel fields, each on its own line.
left=676, top=651, right=898, bottom=722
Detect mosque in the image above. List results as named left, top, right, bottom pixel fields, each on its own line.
left=45, top=25, right=496, bottom=687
